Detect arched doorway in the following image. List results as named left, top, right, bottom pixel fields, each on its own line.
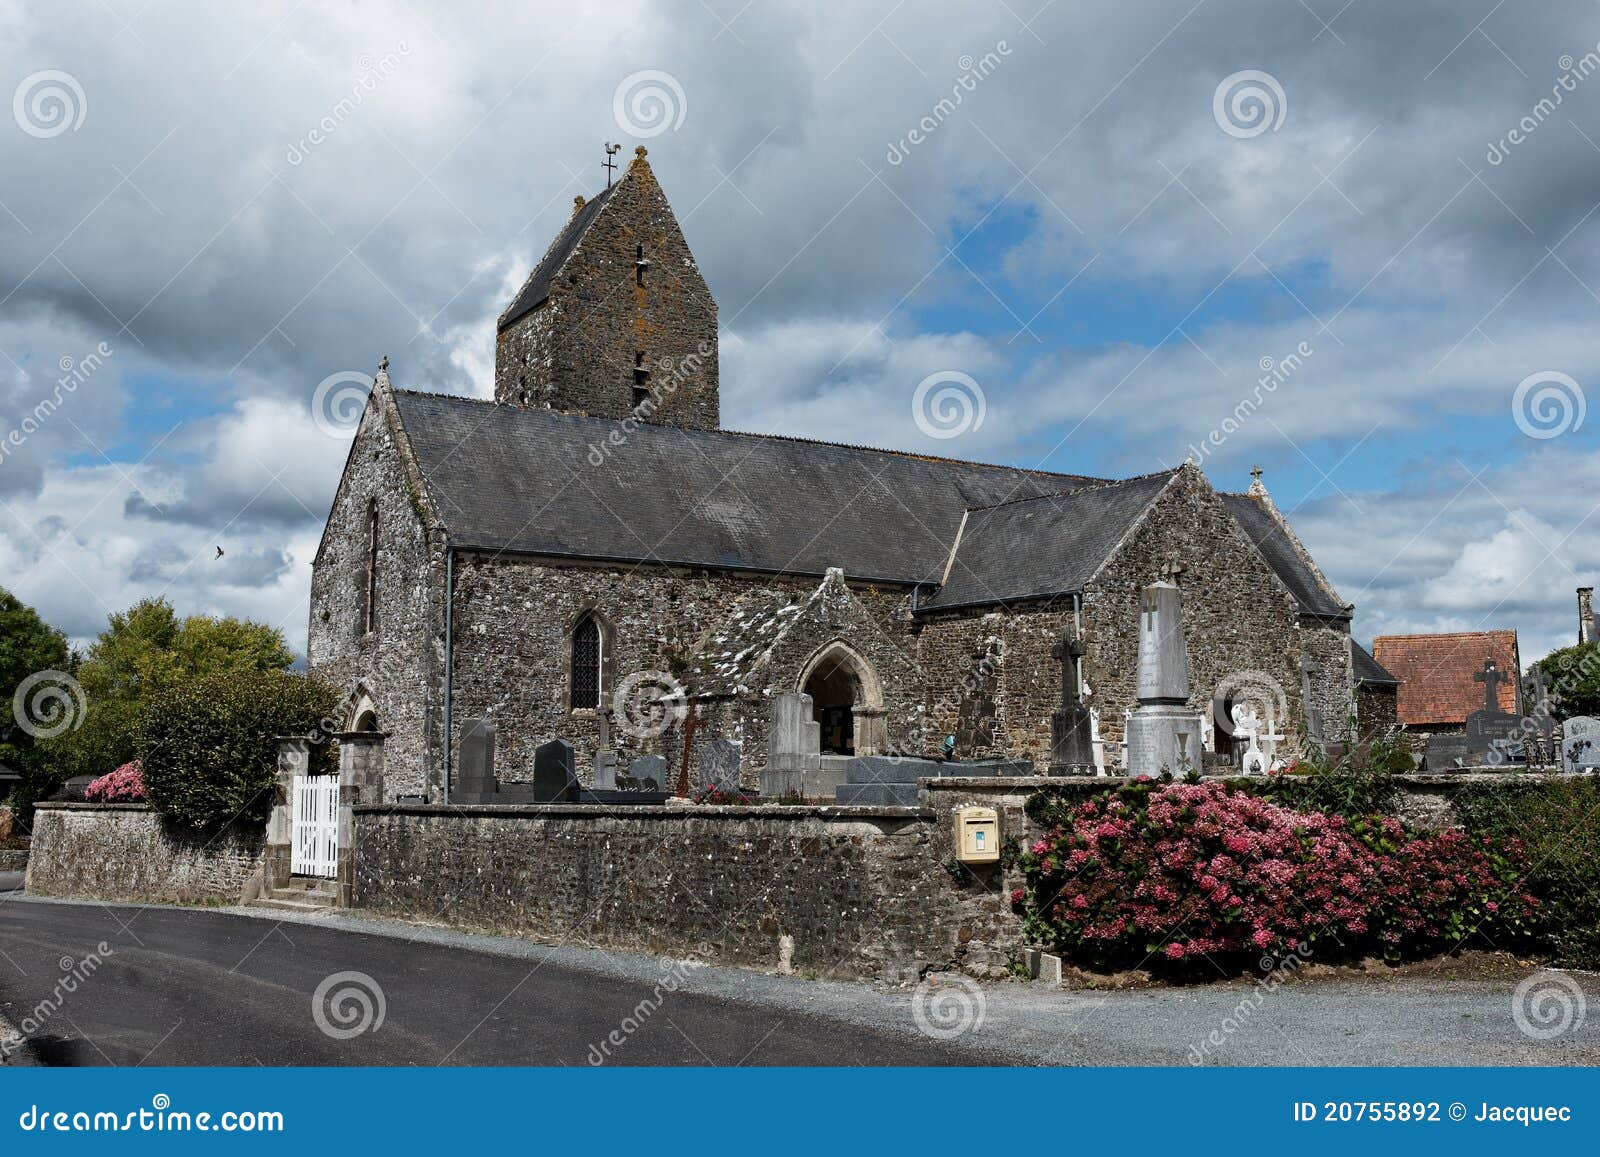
left=798, top=641, right=887, bottom=756
left=347, top=688, right=380, bottom=734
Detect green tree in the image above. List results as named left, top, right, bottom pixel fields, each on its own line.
left=139, top=669, right=340, bottom=833
left=43, top=598, right=298, bottom=786
left=1531, top=642, right=1600, bottom=722
left=0, top=587, right=72, bottom=820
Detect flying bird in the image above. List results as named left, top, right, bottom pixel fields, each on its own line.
left=215, top=546, right=224, bottom=559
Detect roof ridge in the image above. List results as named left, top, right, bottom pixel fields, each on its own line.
left=392, top=389, right=1105, bottom=481
left=1373, top=630, right=1517, bottom=641
left=960, top=468, right=1178, bottom=515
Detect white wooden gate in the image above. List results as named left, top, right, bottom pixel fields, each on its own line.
left=291, top=774, right=339, bottom=878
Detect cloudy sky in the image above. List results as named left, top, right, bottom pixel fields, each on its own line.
left=1, top=0, right=1597, bottom=663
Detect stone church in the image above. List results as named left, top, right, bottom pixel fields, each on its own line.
left=308, top=148, right=1362, bottom=800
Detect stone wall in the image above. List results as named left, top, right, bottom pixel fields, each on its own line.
left=351, top=801, right=1011, bottom=982
left=308, top=388, right=446, bottom=799
left=25, top=804, right=264, bottom=904
left=1300, top=620, right=1356, bottom=743
left=494, top=153, right=720, bottom=430
left=0, top=849, right=28, bottom=873
left=1356, top=683, right=1400, bottom=741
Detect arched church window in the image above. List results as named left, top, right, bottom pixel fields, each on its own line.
left=571, top=613, right=602, bottom=710
left=362, top=498, right=379, bottom=637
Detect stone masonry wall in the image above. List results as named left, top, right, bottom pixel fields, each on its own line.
left=308, top=390, right=445, bottom=799
left=1082, top=467, right=1305, bottom=769
left=914, top=606, right=1076, bottom=768
left=25, top=804, right=264, bottom=904
left=351, top=802, right=1006, bottom=982
left=449, top=555, right=921, bottom=786
left=1301, top=620, right=1356, bottom=744
left=494, top=154, right=719, bottom=430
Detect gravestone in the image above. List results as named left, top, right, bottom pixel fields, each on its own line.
left=532, top=739, right=580, bottom=803
left=1048, top=629, right=1094, bottom=775
left=626, top=754, right=668, bottom=791
left=833, top=754, right=1029, bottom=806
left=1425, top=658, right=1524, bottom=769
left=1122, top=579, right=1204, bottom=776
left=1562, top=716, right=1600, bottom=774
left=761, top=691, right=831, bottom=798
left=701, top=737, right=742, bottom=793
left=455, top=718, right=498, bottom=804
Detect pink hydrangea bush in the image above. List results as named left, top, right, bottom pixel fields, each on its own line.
left=85, top=760, right=145, bottom=803
left=1016, top=778, right=1536, bottom=974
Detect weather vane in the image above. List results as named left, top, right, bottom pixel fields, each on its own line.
left=603, top=142, right=621, bottom=187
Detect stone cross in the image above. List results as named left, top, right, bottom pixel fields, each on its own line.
left=1159, top=558, right=1186, bottom=586
left=1473, top=659, right=1508, bottom=715
left=1051, top=629, right=1085, bottom=704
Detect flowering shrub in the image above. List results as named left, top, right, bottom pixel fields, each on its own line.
left=85, top=759, right=145, bottom=803
left=1016, top=778, right=1537, bottom=974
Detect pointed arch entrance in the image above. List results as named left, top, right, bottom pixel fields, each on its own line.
left=798, top=641, right=887, bottom=756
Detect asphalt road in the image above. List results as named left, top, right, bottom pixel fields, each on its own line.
left=4, top=896, right=1596, bottom=1066
left=0, top=899, right=975, bottom=1066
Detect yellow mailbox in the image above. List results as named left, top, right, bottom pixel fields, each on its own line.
left=953, top=806, right=1000, bottom=864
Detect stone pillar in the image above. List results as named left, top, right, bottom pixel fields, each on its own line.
left=267, top=738, right=311, bottom=892
left=335, top=732, right=387, bottom=908
left=1579, top=587, right=1594, bottom=645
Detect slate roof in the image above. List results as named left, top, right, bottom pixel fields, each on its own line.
left=497, top=186, right=617, bottom=332
left=1352, top=641, right=1399, bottom=686
left=920, top=472, right=1178, bottom=610
left=1371, top=630, right=1521, bottom=725
left=392, top=391, right=1101, bottom=585
left=1220, top=493, right=1346, bottom=617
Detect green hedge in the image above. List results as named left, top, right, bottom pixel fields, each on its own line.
left=1453, top=776, right=1600, bottom=970
left=138, top=670, right=340, bottom=833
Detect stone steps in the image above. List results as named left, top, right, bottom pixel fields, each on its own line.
left=248, top=876, right=339, bottom=914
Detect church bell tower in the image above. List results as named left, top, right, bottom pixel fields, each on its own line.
left=494, top=147, right=720, bottom=430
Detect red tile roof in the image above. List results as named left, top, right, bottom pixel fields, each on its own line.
left=1371, top=631, right=1521, bottom=727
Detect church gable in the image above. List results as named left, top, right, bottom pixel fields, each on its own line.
left=691, top=569, right=920, bottom=702
left=493, top=148, right=719, bottom=429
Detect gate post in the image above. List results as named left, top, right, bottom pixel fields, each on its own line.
left=335, top=731, right=387, bottom=908
left=268, top=737, right=310, bottom=892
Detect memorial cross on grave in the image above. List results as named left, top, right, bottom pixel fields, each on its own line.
left=1473, top=659, right=1509, bottom=716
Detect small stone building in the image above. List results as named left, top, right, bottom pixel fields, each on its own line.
left=308, top=149, right=1363, bottom=799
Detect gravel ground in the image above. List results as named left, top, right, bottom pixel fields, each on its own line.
left=9, top=892, right=1596, bottom=1066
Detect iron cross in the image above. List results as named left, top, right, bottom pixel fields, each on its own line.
left=603, top=142, right=621, bottom=187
